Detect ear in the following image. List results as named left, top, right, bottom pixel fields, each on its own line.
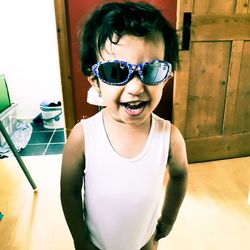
left=163, top=72, right=174, bottom=86
left=87, top=75, right=101, bottom=94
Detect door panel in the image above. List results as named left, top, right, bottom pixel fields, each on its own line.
left=193, top=0, right=236, bottom=15
left=234, top=41, right=250, bottom=133
left=186, top=42, right=230, bottom=138
left=174, top=0, right=250, bottom=162
left=192, top=15, right=250, bottom=41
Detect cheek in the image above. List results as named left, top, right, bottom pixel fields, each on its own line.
left=148, top=85, right=165, bottom=100
left=99, top=83, right=124, bottom=102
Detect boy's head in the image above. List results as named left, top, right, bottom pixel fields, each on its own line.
left=80, top=1, right=179, bottom=76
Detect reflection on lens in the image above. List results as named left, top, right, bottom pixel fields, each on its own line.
left=99, top=62, right=129, bottom=83
left=143, top=61, right=168, bottom=83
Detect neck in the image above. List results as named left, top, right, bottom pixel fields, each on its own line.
left=101, top=108, right=153, bottom=158
left=102, top=108, right=152, bottom=132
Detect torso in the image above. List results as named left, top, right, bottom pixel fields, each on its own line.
left=102, top=108, right=152, bottom=158
left=81, top=110, right=171, bottom=250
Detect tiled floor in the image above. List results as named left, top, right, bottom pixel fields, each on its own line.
left=19, top=123, right=65, bottom=156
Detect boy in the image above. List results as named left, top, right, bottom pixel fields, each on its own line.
left=61, top=2, right=188, bottom=250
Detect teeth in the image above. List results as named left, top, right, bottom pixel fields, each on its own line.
left=129, top=102, right=141, bottom=106
left=122, top=101, right=142, bottom=106
left=122, top=101, right=145, bottom=110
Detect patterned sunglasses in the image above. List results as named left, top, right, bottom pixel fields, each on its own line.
left=91, top=59, right=172, bottom=86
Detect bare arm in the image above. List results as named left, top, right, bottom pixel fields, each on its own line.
left=60, top=123, right=98, bottom=250
left=155, top=124, right=188, bottom=241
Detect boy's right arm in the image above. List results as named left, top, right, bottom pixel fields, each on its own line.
left=60, top=123, right=98, bottom=250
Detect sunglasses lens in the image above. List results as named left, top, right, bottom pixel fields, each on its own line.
left=98, top=62, right=129, bottom=84
left=142, top=61, right=170, bottom=84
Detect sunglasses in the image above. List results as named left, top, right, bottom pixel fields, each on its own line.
left=91, top=59, right=172, bottom=86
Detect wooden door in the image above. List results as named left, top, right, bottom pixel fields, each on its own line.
left=174, top=0, right=250, bottom=162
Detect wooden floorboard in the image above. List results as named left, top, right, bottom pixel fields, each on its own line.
left=0, top=155, right=249, bottom=250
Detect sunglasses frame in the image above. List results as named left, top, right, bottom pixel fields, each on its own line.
left=91, top=59, right=172, bottom=86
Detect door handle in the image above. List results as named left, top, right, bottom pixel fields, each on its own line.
left=182, top=12, right=192, bottom=51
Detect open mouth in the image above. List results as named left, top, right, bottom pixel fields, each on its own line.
left=121, top=101, right=148, bottom=116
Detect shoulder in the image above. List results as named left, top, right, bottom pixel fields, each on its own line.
left=168, top=124, right=188, bottom=178
left=63, top=121, right=85, bottom=163
left=152, top=113, right=171, bottom=131
left=170, top=124, right=184, bottom=147
left=66, top=122, right=84, bottom=149
left=63, top=110, right=102, bottom=157
left=64, top=111, right=102, bottom=155
left=61, top=122, right=85, bottom=185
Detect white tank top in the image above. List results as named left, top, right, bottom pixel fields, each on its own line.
left=81, top=110, right=171, bottom=250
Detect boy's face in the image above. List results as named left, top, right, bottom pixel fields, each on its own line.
left=88, top=33, right=171, bottom=126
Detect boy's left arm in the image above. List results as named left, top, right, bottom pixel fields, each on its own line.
left=155, top=124, right=188, bottom=241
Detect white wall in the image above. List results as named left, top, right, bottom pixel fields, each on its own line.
left=0, top=0, right=62, bottom=121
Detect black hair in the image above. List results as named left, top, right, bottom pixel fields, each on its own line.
left=80, top=1, right=179, bottom=76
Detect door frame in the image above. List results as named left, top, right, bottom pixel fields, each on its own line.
left=54, top=0, right=75, bottom=136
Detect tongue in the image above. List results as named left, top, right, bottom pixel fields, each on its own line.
left=126, top=107, right=143, bottom=116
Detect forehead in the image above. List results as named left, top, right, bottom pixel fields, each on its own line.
left=98, top=33, right=165, bottom=63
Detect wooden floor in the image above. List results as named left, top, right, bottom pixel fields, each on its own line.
left=0, top=155, right=249, bottom=250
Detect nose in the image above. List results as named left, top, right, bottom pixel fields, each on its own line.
left=125, top=76, right=145, bottom=96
